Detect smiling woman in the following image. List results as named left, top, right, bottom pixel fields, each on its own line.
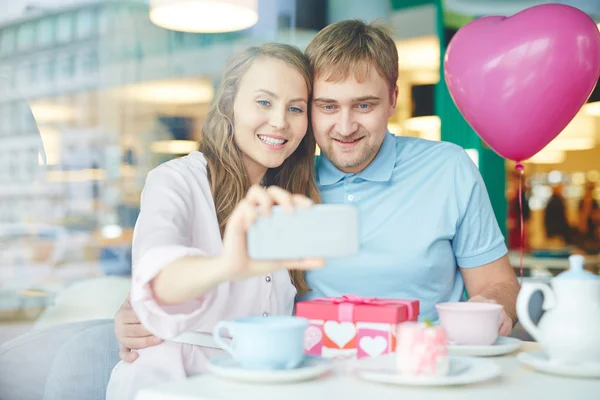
left=198, top=43, right=319, bottom=240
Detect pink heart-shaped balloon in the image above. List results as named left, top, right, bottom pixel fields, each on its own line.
left=445, top=4, right=600, bottom=162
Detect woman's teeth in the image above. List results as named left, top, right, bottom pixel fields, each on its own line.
left=259, top=135, right=286, bottom=145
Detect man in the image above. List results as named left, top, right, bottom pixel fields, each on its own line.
left=301, top=21, right=518, bottom=327
left=0, top=20, right=519, bottom=400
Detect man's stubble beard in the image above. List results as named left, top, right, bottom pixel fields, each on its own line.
left=322, top=140, right=380, bottom=170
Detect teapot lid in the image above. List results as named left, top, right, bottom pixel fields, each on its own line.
left=555, top=255, right=599, bottom=280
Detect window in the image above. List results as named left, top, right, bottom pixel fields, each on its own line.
left=61, top=55, right=76, bottom=78
left=17, top=23, right=36, bottom=51
left=57, top=13, right=73, bottom=43
left=0, top=29, right=15, bottom=56
left=45, top=58, right=56, bottom=81
left=0, top=65, right=13, bottom=85
left=38, top=18, right=55, bottom=47
left=76, top=9, right=96, bottom=39
left=11, top=102, right=20, bottom=132
left=30, top=63, right=37, bottom=83
left=15, top=64, right=28, bottom=88
left=83, top=50, right=99, bottom=73
left=0, top=105, right=9, bottom=135
left=98, top=7, right=113, bottom=37
left=174, top=32, right=185, bottom=46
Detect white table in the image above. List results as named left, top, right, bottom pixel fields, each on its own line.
left=136, top=343, right=599, bottom=400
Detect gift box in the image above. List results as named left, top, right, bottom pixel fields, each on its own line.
left=296, top=295, right=420, bottom=359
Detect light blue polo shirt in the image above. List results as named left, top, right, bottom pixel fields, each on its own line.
left=300, top=132, right=508, bottom=321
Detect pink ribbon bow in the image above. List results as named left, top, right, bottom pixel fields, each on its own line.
left=315, top=294, right=416, bottom=321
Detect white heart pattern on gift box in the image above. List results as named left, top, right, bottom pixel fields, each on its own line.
left=304, top=325, right=323, bottom=351
left=323, top=321, right=356, bottom=348
left=359, top=336, right=388, bottom=357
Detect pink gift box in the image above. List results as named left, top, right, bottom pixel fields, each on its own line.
left=296, top=295, right=420, bottom=359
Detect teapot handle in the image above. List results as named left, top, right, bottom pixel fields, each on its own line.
left=516, top=282, right=556, bottom=343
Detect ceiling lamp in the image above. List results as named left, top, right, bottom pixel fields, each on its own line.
left=544, top=112, right=596, bottom=151
left=149, top=0, right=258, bottom=33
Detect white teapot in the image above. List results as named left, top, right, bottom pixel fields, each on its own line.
left=516, top=254, right=600, bottom=365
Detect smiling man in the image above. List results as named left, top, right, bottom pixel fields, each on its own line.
left=301, top=20, right=519, bottom=335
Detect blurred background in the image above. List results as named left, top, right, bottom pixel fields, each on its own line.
left=0, top=0, right=599, bottom=342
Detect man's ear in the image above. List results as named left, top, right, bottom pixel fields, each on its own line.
left=389, top=85, right=399, bottom=117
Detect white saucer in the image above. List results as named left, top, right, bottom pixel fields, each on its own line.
left=206, top=356, right=333, bottom=383
left=517, top=351, right=600, bottom=379
left=448, top=337, right=523, bottom=357
left=353, top=356, right=501, bottom=387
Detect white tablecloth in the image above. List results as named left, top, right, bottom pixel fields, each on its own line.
left=136, top=342, right=598, bottom=400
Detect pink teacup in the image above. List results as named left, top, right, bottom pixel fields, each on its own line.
left=435, top=302, right=502, bottom=346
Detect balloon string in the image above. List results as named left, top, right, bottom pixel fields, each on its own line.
left=518, top=171, right=524, bottom=286
left=515, top=162, right=525, bottom=341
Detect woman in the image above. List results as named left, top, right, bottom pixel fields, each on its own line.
left=106, top=43, right=324, bottom=399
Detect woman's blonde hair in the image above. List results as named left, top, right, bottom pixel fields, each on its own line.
left=198, top=43, right=320, bottom=295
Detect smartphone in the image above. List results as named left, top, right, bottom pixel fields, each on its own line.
left=247, top=204, right=359, bottom=260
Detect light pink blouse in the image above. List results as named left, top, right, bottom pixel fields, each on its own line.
left=129, top=151, right=297, bottom=341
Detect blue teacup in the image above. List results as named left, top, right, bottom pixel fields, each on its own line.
left=213, top=316, right=308, bottom=370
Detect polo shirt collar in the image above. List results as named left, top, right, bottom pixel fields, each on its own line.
left=317, top=132, right=396, bottom=186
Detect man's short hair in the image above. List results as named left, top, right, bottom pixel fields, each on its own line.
left=305, top=19, right=399, bottom=92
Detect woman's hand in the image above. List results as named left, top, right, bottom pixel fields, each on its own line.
left=221, top=185, right=326, bottom=280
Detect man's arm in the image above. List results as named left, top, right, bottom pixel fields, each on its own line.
left=115, top=296, right=162, bottom=362
left=461, top=254, right=520, bottom=335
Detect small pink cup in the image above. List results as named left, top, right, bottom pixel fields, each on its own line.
left=435, top=302, right=502, bottom=346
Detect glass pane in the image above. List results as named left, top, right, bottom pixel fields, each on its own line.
left=15, top=63, right=28, bottom=88
left=17, top=23, right=36, bottom=51
left=29, top=62, right=37, bottom=83
left=83, top=50, right=99, bottom=73
left=56, top=13, right=73, bottom=43
left=0, top=28, right=15, bottom=56
left=38, top=18, right=55, bottom=47
left=98, top=6, right=112, bottom=36
left=76, top=9, right=96, bottom=39
left=60, top=54, right=76, bottom=78
left=44, top=58, right=56, bottom=81
left=0, top=105, right=9, bottom=135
